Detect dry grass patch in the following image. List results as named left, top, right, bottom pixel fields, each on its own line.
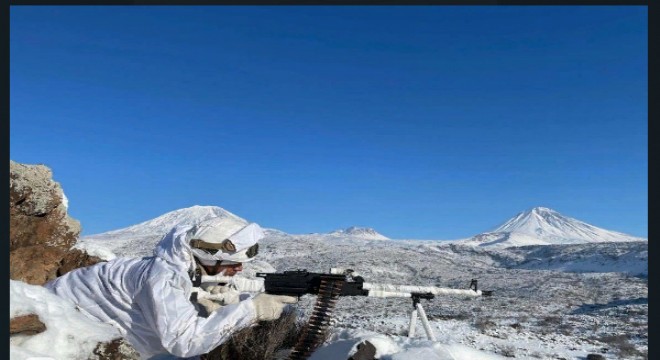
left=202, top=310, right=302, bottom=360
left=598, top=334, right=643, bottom=359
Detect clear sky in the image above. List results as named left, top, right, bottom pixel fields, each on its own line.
left=10, top=6, right=647, bottom=239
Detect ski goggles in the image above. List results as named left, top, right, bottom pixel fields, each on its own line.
left=191, top=240, right=259, bottom=259
left=190, top=222, right=263, bottom=263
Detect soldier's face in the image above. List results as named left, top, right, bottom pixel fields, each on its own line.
left=203, top=262, right=243, bottom=276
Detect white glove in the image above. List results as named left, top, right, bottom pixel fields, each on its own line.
left=251, top=294, right=298, bottom=321
left=196, top=298, right=222, bottom=317
left=206, top=285, right=228, bottom=294
left=204, top=285, right=241, bottom=305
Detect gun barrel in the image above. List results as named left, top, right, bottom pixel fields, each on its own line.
left=366, top=290, right=413, bottom=298
left=363, top=282, right=482, bottom=297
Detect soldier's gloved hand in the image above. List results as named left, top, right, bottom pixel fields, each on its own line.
left=251, top=293, right=298, bottom=321
left=196, top=298, right=222, bottom=317
left=206, top=285, right=227, bottom=294
left=205, top=285, right=241, bottom=305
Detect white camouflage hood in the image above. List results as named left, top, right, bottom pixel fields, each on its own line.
left=153, top=217, right=265, bottom=272
left=153, top=224, right=197, bottom=274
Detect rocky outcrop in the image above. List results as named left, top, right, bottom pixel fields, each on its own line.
left=58, top=248, right=106, bottom=276
left=10, top=160, right=80, bottom=249
left=9, top=314, right=46, bottom=336
left=9, top=160, right=103, bottom=285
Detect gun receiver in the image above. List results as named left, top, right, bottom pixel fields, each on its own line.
left=410, top=292, right=435, bottom=307
left=255, top=270, right=369, bottom=297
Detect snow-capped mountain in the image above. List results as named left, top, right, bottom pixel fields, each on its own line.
left=328, top=226, right=390, bottom=240
left=91, top=205, right=245, bottom=238
left=461, top=207, right=646, bottom=248
left=77, top=205, right=248, bottom=258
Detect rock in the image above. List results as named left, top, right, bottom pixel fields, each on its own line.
left=10, top=314, right=47, bottom=336
left=348, top=340, right=377, bottom=360
left=586, top=355, right=606, bottom=360
left=10, top=246, right=66, bottom=285
left=58, top=248, right=104, bottom=276
left=10, top=161, right=80, bottom=250
left=10, top=160, right=103, bottom=285
left=92, top=338, right=141, bottom=360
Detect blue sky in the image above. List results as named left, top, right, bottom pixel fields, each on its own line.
left=10, top=6, right=647, bottom=239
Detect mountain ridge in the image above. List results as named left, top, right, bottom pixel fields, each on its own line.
left=80, top=205, right=646, bottom=259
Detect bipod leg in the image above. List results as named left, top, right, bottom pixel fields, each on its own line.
left=407, top=293, right=436, bottom=341
left=408, top=308, right=418, bottom=338
left=415, top=303, right=436, bottom=341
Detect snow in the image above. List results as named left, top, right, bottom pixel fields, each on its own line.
left=59, top=188, right=69, bottom=211
left=10, top=280, right=120, bottom=360
left=509, top=242, right=649, bottom=276
left=309, top=330, right=508, bottom=360
left=73, top=240, right=118, bottom=260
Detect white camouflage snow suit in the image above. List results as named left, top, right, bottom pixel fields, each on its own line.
left=45, top=224, right=258, bottom=359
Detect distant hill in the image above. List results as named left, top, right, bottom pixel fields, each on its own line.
left=90, top=205, right=247, bottom=238
left=459, top=207, right=646, bottom=248
left=328, top=226, right=390, bottom=240
left=77, top=205, right=247, bottom=258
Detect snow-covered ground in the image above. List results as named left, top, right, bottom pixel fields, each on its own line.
left=308, top=330, right=509, bottom=360
left=10, top=280, right=121, bottom=359
left=50, top=205, right=649, bottom=359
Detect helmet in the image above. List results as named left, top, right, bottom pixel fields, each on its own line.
left=188, top=217, right=264, bottom=266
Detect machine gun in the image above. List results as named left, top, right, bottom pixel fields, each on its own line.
left=255, top=269, right=491, bottom=360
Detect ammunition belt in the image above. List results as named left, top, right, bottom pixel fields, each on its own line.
left=288, top=275, right=345, bottom=360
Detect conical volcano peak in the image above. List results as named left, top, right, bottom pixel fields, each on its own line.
left=329, top=226, right=390, bottom=240
left=513, top=207, right=561, bottom=222
left=501, top=207, right=566, bottom=228
left=497, top=207, right=585, bottom=234
left=474, top=207, right=647, bottom=247
left=529, top=206, right=557, bottom=214
left=346, top=226, right=373, bottom=233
